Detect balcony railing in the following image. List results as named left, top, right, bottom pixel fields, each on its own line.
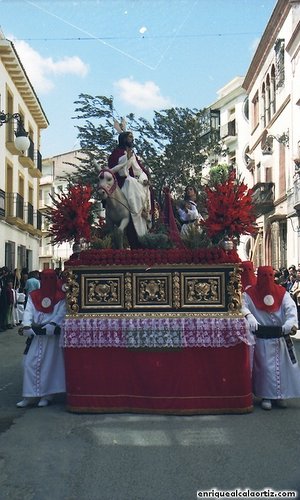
left=6, top=192, right=24, bottom=219
left=0, top=190, right=5, bottom=217
left=36, top=150, right=42, bottom=172
left=199, top=108, right=220, bottom=145
left=18, top=138, right=43, bottom=176
left=35, top=210, right=42, bottom=231
left=25, top=202, right=34, bottom=226
left=252, top=182, right=275, bottom=216
left=294, top=176, right=300, bottom=212
left=28, top=137, right=34, bottom=161
left=220, top=119, right=236, bottom=139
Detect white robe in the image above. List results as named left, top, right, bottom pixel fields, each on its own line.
left=16, top=291, right=26, bottom=323
left=178, top=201, right=203, bottom=237
left=21, top=296, right=66, bottom=398
left=243, top=291, right=300, bottom=399
left=110, top=153, right=151, bottom=237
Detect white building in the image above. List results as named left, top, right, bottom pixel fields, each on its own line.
left=39, top=150, right=84, bottom=270
left=200, top=77, right=254, bottom=259
left=243, top=0, right=300, bottom=269
left=0, top=36, right=48, bottom=272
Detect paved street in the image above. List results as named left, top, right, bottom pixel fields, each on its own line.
left=0, top=327, right=300, bottom=500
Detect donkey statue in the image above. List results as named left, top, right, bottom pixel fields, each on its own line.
left=96, top=166, right=130, bottom=249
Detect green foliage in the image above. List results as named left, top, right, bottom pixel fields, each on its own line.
left=90, top=234, right=112, bottom=249
left=181, top=226, right=212, bottom=249
left=139, top=232, right=173, bottom=249
left=62, top=94, right=221, bottom=205
left=207, top=164, right=230, bottom=188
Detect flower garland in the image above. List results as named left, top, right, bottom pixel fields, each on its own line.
left=46, top=185, right=93, bottom=244
left=201, top=170, right=257, bottom=243
left=65, top=246, right=240, bottom=267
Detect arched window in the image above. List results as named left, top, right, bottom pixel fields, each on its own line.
left=266, top=74, right=271, bottom=124
left=270, top=65, right=276, bottom=115
left=243, top=97, right=249, bottom=121
left=261, top=82, right=266, bottom=127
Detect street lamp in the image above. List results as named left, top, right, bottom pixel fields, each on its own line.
left=0, top=111, right=30, bottom=154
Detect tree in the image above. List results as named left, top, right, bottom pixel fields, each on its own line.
left=63, top=94, right=219, bottom=205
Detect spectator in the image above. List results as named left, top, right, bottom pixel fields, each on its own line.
left=5, top=279, right=15, bottom=329
left=16, top=286, right=26, bottom=325
left=285, top=267, right=296, bottom=294
left=24, top=270, right=40, bottom=305
left=290, top=269, right=300, bottom=329
left=0, top=267, right=10, bottom=331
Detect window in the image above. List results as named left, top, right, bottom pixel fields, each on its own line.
left=256, top=162, right=261, bottom=184
left=261, top=83, right=266, bottom=127
left=5, top=241, right=15, bottom=270
left=274, top=38, right=285, bottom=88
left=270, top=65, right=276, bottom=115
left=6, top=91, right=14, bottom=142
left=252, top=91, right=259, bottom=130
left=265, top=167, right=272, bottom=183
left=228, top=150, right=236, bottom=166
left=17, top=245, right=26, bottom=270
left=266, top=74, right=271, bottom=124
left=243, top=97, right=249, bottom=121
left=278, top=143, right=286, bottom=196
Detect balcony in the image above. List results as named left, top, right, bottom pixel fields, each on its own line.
left=34, top=210, right=43, bottom=236
left=24, top=202, right=34, bottom=234
left=199, top=108, right=220, bottom=146
left=0, top=190, right=5, bottom=217
left=293, top=176, right=300, bottom=212
left=19, top=138, right=42, bottom=178
left=251, top=182, right=275, bottom=217
left=29, top=150, right=42, bottom=178
left=5, top=122, right=20, bottom=155
left=5, top=192, right=27, bottom=229
left=18, top=137, right=34, bottom=168
left=220, top=119, right=236, bottom=139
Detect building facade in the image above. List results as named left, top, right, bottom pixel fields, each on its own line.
left=243, top=0, right=300, bottom=269
left=0, top=36, right=48, bottom=272
left=39, top=150, right=84, bottom=270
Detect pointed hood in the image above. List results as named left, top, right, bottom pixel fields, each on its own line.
left=246, top=265, right=286, bottom=312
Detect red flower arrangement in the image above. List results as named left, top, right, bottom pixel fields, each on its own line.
left=46, top=185, right=93, bottom=245
left=201, top=170, right=257, bottom=243
left=65, top=246, right=240, bottom=267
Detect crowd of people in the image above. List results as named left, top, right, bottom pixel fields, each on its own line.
left=0, top=267, right=30, bottom=332
left=273, top=264, right=300, bottom=328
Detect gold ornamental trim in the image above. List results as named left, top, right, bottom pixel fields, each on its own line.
left=65, top=271, right=79, bottom=314
left=125, top=272, right=133, bottom=310
left=172, top=272, right=180, bottom=309
left=227, top=265, right=242, bottom=314
left=65, top=310, right=244, bottom=320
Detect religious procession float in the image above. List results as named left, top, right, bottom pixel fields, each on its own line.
left=47, top=132, right=257, bottom=415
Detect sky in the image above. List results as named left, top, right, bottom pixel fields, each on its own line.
left=0, top=0, right=277, bottom=158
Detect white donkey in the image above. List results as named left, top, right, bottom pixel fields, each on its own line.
left=96, top=167, right=130, bottom=248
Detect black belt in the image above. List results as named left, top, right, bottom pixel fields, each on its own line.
left=256, top=326, right=297, bottom=364
left=255, top=326, right=283, bottom=339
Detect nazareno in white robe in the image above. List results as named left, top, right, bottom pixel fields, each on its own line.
left=243, top=291, right=300, bottom=399
left=21, top=295, right=67, bottom=398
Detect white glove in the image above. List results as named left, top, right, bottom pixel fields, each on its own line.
left=245, top=313, right=258, bottom=332
left=45, top=324, right=56, bottom=336
left=22, top=327, right=36, bottom=337
left=282, top=324, right=297, bottom=335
